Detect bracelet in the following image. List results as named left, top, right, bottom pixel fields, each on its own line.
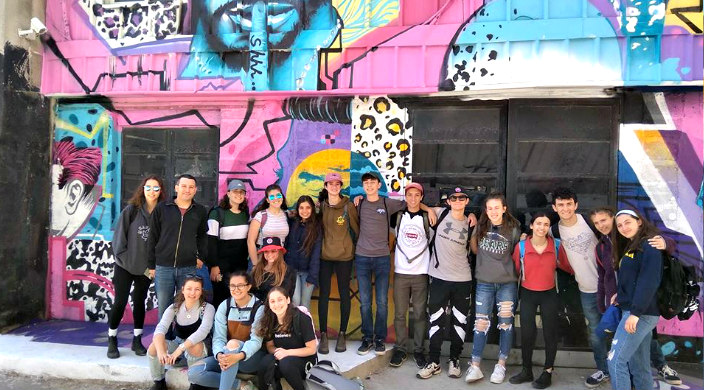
left=179, top=343, right=186, bottom=351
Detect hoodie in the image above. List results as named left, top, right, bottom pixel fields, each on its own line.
left=320, top=196, right=359, bottom=261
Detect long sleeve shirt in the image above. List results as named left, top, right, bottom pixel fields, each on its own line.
left=616, top=241, right=663, bottom=317
left=155, top=302, right=215, bottom=345
left=212, top=295, right=264, bottom=360
left=284, top=219, right=322, bottom=286
left=147, top=201, right=209, bottom=269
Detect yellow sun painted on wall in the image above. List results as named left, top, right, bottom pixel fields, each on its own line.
left=286, top=149, right=351, bottom=203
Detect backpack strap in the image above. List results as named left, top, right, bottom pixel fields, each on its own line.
left=260, top=210, right=268, bottom=230
left=553, top=237, right=561, bottom=292
left=551, top=224, right=560, bottom=240
left=225, top=296, right=233, bottom=320
left=394, top=209, right=429, bottom=264
left=519, top=240, right=526, bottom=286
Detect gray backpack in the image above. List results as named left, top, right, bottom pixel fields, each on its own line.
left=306, top=360, right=364, bottom=390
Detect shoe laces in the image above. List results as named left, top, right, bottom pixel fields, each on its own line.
left=590, top=370, right=605, bottom=380
left=661, top=365, right=678, bottom=376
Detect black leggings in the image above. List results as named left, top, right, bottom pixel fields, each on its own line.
left=258, top=353, right=316, bottom=390
left=108, top=265, right=151, bottom=330
left=519, top=287, right=559, bottom=369
left=318, top=259, right=353, bottom=332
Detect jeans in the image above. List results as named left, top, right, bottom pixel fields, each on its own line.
left=155, top=265, right=197, bottom=320
left=580, top=292, right=609, bottom=374
left=607, top=311, right=658, bottom=390
left=188, top=348, right=265, bottom=390
left=292, top=272, right=316, bottom=309
left=472, top=282, right=517, bottom=363
left=650, top=335, right=666, bottom=369
left=355, top=255, right=391, bottom=341
left=149, top=336, right=207, bottom=380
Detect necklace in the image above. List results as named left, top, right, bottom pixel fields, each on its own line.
left=185, top=303, right=197, bottom=319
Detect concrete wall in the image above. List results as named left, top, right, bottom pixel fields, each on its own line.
left=0, top=0, right=50, bottom=327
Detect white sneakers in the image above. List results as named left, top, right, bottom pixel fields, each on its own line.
left=465, top=364, right=484, bottom=382
left=416, top=362, right=442, bottom=379
left=490, top=364, right=507, bottom=384
left=448, top=358, right=462, bottom=378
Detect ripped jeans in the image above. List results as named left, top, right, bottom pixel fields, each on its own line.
left=471, top=282, right=517, bottom=363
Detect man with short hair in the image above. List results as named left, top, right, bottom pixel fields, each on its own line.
left=148, top=174, right=209, bottom=319
left=389, top=183, right=431, bottom=369
left=550, top=187, right=607, bottom=388
left=354, top=173, right=436, bottom=356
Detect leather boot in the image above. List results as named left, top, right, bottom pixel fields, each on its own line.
left=107, top=336, right=120, bottom=359
left=335, top=331, right=347, bottom=352
left=318, top=332, right=329, bottom=354
left=132, top=334, right=147, bottom=356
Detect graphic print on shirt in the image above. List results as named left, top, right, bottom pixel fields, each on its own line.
left=376, top=208, right=387, bottom=215
left=400, top=223, right=426, bottom=248
left=137, top=225, right=150, bottom=242
left=478, top=231, right=510, bottom=255
left=563, top=232, right=597, bottom=257
left=437, top=223, right=468, bottom=246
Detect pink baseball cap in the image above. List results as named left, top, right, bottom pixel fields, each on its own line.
left=404, top=182, right=424, bottom=195
left=324, top=172, right=343, bottom=184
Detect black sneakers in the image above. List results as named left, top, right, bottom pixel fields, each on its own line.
left=389, top=348, right=407, bottom=367
left=357, top=338, right=373, bottom=355
left=509, top=367, right=534, bottom=384
left=532, top=370, right=552, bottom=389
left=374, top=339, right=386, bottom=355
left=413, top=352, right=427, bottom=369
left=107, top=336, right=119, bottom=359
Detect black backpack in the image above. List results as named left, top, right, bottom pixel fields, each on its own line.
left=657, top=253, right=701, bottom=320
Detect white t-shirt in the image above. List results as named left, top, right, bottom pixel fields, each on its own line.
left=554, top=214, right=599, bottom=293
left=394, top=211, right=430, bottom=275
left=254, top=210, right=289, bottom=246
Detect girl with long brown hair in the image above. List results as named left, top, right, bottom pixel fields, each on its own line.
left=108, top=175, right=166, bottom=359
left=257, top=287, right=318, bottom=390
left=247, top=184, right=290, bottom=266
left=285, top=195, right=322, bottom=309
left=251, top=237, right=296, bottom=302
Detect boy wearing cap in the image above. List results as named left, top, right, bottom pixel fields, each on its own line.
left=207, top=179, right=250, bottom=307
left=354, top=173, right=437, bottom=356
left=389, top=183, right=431, bottom=368
left=417, top=187, right=474, bottom=380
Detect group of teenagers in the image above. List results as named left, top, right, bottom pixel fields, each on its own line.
left=105, top=171, right=683, bottom=390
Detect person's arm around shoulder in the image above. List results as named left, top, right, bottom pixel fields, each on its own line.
left=247, top=212, right=262, bottom=266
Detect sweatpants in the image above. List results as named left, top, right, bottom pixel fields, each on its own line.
left=519, top=287, right=559, bottom=369
left=427, top=277, right=472, bottom=363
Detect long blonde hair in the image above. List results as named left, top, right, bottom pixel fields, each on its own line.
left=252, top=249, right=288, bottom=288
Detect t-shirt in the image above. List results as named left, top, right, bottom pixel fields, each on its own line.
left=254, top=210, right=289, bottom=246
left=355, top=197, right=405, bottom=257
left=513, top=237, right=573, bottom=291
left=428, top=207, right=472, bottom=282
left=553, top=214, right=599, bottom=293
left=269, top=308, right=317, bottom=353
left=393, top=210, right=430, bottom=275
left=473, top=224, right=520, bottom=284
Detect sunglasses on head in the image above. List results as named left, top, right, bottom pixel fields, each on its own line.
left=144, top=185, right=161, bottom=192
left=449, top=195, right=468, bottom=201
left=185, top=274, right=203, bottom=281
left=268, top=193, right=283, bottom=201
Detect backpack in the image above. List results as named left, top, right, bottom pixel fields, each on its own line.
left=428, top=208, right=472, bottom=269
left=391, top=209, right=430, bottom=263
left=306, top=360, right=364, bottom=390
left=224, top=296, right=263, bottom=326
left=657, top=253, right=701, bottom=320
left=518, top=238, right=562, bottom=291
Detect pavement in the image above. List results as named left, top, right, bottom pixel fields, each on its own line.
left=0, top=320, right=702, bottom=390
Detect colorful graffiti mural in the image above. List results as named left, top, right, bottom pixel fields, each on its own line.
left=43, top=0, right=702, bottom=362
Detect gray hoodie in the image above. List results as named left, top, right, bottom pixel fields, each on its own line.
left=112, top=204, right=152, bottom=276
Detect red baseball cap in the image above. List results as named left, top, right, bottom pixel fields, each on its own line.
left=404, top=182, right=424, bottom=195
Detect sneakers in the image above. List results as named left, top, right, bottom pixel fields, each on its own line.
left=416, top=362, right=442, bottom=379
left=532, top=370, right=552, bottom=389
left=448, top=357, right=462, bottom=378
left=357, top=338, right=373, bottom=355
left=374, top=339, right=386, bottom=355
left=318, top=332, right=329, bottom=354
left=240, top=380, right=258, bottom=390
left=389, top=348, right=407, bottom=367
left=335, top=331, right=347, bottom=353
left=413, top=352, right=427, bottom=369
left=658, top=365, right=682, bottom=385
left=509, top=367, right=534, bottom=384
left=490, top=364, right=507, bottom=384
left=107, top=336, right=119, bottom=359
left=464, top=364, right=484, bottom=383
left=131, top=335, right=147, bottom=356
left=584, top=370, right=610, bottom=388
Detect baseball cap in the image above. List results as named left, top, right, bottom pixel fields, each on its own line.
left=451, top=187, right=469, bottom=197
left=324, top=172, right=343, bottom=184
left=361, top=172, right=380, bottom=182
left=227, top=179, right=246, bottom=192
left=404, top=182, right=424, bottom=195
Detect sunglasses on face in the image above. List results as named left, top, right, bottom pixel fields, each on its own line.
left=229, top=283, right=250, bottom=291
left=144, top=185, right=161, bottom=192
left=449, top=195, right=468, bottom=202
left=268, top=193, right=283, bottom=201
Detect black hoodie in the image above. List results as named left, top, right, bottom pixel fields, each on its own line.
left=147, top=201, right=209, bottom=269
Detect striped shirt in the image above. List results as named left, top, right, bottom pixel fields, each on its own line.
left=254, top=210, right=289, bottom=246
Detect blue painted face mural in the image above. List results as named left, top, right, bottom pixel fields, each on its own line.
left=181, top=0, right=342, bottom=91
